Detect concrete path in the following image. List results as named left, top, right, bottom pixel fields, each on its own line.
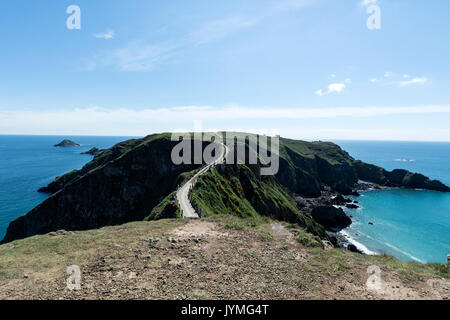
left=176, top=139, right=228, bottom=218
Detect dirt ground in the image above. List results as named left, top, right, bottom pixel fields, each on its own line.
left=0, top=217, right=449, bottom=300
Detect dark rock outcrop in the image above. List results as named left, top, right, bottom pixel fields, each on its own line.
left=54, top=139, right=80, bottom=147
left=347, top=244, right=362, bottom=254
left=353, top=161, right=450, bottom=192
left=331, top=194, right=352, bottom=205
left=311, top=206, right=352, bottom=231
left=81, top=148, right=101, bottom=156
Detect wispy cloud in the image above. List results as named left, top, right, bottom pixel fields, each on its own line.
left=93, top=30, right=115, bottom=40
left=88, top=41, right=178, bottom=72
left=369, top=72, right=429, bottom=87
left=188, top=16, right=260, bottom=45
left=88, top=0, right=315, bottom=72
left=397, top=77, right=428, bottom=87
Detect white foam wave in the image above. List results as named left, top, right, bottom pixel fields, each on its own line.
left=339, top=230, right=378, bottom=255
left=394, top=158, right=415, bottom=162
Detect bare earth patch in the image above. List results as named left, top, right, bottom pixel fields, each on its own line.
left=270, top=222, right=295, bottom=244
left=172, top=220, right=228, bottom=239
left=0, top=217, right=448, bottom=300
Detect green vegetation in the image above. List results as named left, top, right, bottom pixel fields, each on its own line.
left=279, top=137, right=353, bottom=166
left=297, top=232, right=323, bottom=248
left=144, top=192, right=181, bottom=221
left=190, top=165, right=327, bottom=239
left=190, top=166, right=259, bottom=218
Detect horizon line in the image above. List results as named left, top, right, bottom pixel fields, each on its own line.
left=1, top=133, right=449, bottom=143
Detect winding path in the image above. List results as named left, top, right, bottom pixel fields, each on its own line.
left=176, top=140, right=228, bottom=218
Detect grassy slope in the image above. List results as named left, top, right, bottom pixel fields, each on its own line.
left=190, top=165, right=327, bottom=239
left=280, top=138, right=353, bottom=166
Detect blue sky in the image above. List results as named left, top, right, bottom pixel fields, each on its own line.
left=1, top=0, right=450, bottom=140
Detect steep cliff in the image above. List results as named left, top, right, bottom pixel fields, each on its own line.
left=3, top=134, right=202, bottom=243
left=2, top=133, right=448, bottom=243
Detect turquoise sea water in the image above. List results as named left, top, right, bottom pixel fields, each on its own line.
left=336, top=141, right=450, bottom=264
left=0, top=135, right=134, bottom=240
left=0, top=137, right=449, bottom=264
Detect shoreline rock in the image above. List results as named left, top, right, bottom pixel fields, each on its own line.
left=310, top=206, right=352, bottom=231
left=81, top=148, right=101, bottom=156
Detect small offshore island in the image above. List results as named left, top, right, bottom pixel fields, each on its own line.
left=54, top=139, right=80, bottom=147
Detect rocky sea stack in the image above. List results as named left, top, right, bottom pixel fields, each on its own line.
left=54, top=139, right=80, bottom=147
left=81, top=147, right=101, bottom=156
left=2, top=132, right=449, bottom=244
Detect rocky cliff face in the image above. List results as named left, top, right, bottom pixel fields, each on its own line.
left=3, top=134, right=201, bottom=243
left=353, top=161, right=450, bottom=192
left=2, top=133, right=449, bottom=243
left=275, top=139, right=358, bottom=196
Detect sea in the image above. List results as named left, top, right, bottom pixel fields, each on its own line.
left=336, top=141, right=450, bottom=264
left=0, top=136, right=133, bottom=241
left=0, top=136, right=449, bottom=264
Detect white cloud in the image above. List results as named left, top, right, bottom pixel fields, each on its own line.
left=316, top=80, right=348, bottom=96
left=93, top=30, right=115, bottom=40
left=397, top=77, right=428, bottom=87
left=384, top=71, right=393, bottom=78
left=369, top=78, right=378, bottom=83
left=328, top=83, right=346, bottom=93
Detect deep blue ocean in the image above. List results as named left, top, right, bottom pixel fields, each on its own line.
left=0, top=136, right=449, bottom=264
